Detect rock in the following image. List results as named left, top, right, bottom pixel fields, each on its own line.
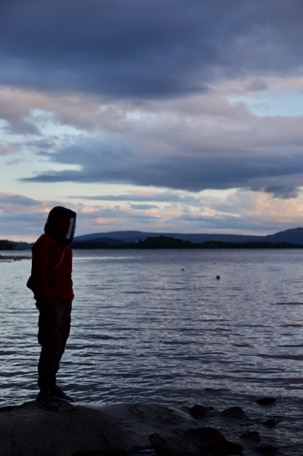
left=254, top=444, right=277, bottom=454
left=0, top=400, right=288, bottom=455
left=240, top=430, right=261, bottom=442
left=184, top=427, right=243, bottom=455
left=99, top=402, right=198, bottom=445
left=72, top=451, right=127, bottom=456
left=0, top=401, right=140, bottom=456
left=256, top=398, right=276, bottom=406
left=220, top=406, right=249, bottom=421
left=261, top=417, right=282, bottom=427
left=149, top=433, right=209, bottom=456
left=0, top=401, right=202, bottom=456
left=188, top=405, right=211, bottom=420
left=0, top=255, right=30, bottom=261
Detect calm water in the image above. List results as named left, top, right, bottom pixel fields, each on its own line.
left=0, top=249, right=302, bottom=450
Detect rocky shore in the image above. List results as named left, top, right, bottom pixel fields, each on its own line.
left=0, top=254, right=30, bottom=261
left=0, top=397, right=296, bottom=456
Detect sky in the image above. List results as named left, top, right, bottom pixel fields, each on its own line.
left=1, top=0, right=303, bottom=241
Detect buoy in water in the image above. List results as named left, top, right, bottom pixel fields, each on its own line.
left=216, top=275, right=220, bottom=280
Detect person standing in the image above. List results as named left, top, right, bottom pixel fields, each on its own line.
left=27, top=206, right=76, bottom=411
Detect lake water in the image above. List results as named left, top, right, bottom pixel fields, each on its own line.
left=0, top=248, right=302, bottom=450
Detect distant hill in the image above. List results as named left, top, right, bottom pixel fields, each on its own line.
left=0, top=240, right=33, bottom=250
left=264, top=227, right=303, bottom=245
left=72, top=227, right=303, bottom=248
left=3, top=227, right=303, bottom=250
left=73, top=230, right=261, bottom=245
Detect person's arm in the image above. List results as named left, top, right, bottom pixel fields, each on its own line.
left=31, top=236, right=53, bottom=304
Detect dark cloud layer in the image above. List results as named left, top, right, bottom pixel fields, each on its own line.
left=1, top=0, right=303, bottom=99
left=22, top=138, right=303, bottom=198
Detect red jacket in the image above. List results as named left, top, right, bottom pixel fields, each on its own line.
left=31, top=233, right=74, bottom=304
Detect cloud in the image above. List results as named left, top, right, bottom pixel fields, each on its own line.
left=0, top=194, right=45, bottom=240
left=0, top=193, right=41, bottom=209
left=72, top=190, right=191, bottom=204
left=1, top=1, right=303, bottom=99
left=20, top=101, right=303, bottom=198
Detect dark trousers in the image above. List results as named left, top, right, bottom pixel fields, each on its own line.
left=37, top=300, right=72, bottom=393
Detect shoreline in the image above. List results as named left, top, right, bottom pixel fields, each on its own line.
left=0, top=254, right=31, bottom=261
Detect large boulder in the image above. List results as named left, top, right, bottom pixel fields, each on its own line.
left=0, top=401, right=140, bottom=456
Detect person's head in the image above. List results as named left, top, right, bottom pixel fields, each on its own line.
left=44, top=206, right=76, bottom=244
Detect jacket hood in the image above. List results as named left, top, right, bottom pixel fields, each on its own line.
left=44, top=206, right=76, bottom=244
